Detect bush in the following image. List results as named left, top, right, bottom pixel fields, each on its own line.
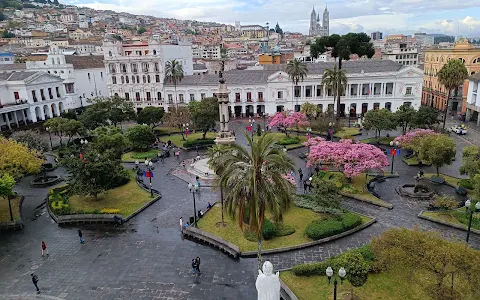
left=459, top=178, right=473, bottom=190
left=342, top=184, right=360, bottom=194
left=183, top=139, right=215, bottom=148
left=274, top=223, right=296, bottom=237
left=110, top=168, right=130, bottom=188
left=49, top=184, right=69, bottom=195
left=291, top=261, right=329, bottom=276
left=130, top=150, right=159, bottom=160
left=243, top=228, right=257, bottom=242
left=305, top=213, right=362, bottom=240
left=262, top=218, right=276, bottom=240
left=278, top=137, right=300, bottom=145
left=430, top=196, right=459, bottom=211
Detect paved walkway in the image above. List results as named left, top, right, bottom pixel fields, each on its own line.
left=1, top=120, right=479, bottom=299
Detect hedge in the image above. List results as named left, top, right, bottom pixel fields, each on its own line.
left=459, top=179, right=473, bottom=190
left=243, top=219, right=296, bottom=241
left=183, top=139, right=216, bottom=148
left=291, top=245, right=374, bottom=276
left=305, top=212, right=362, bottom=240
left=277, top=137, right=300, bottom=145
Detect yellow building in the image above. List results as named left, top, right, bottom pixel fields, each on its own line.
left=422, top=38, right=480, bottom=114
left=258, top=53, right=281, bottom=65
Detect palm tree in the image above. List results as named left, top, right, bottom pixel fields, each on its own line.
left=321, top=65, right=348, bottom=120
left=208, top=133, right=296, bottom=268
left=164, top=59, right=184, bottom=110
left=437, top=59, right=468, bottom=129
left=285, top=59, right=308, bottom=111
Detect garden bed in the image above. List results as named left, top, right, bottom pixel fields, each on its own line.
left=419, top=209, right=480, bottom=232
left=197, top=204, right=372, bottom=253
left=422, top=173, right=468, bottom=189
left=256, top=132, right=307, bottom=149
left=359, top=136, right=395, bottom=145
left=159, top=132, right=216, bottom=149
left=0, top=196, right=21, bottom=222
left=49, top=170, right=154, bottom=218
left=153, top=126, right=183, bottom=135
left=121, top=149, right=160, bottom=162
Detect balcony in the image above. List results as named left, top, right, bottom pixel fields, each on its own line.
left=0, top=102, right=29, bottom=114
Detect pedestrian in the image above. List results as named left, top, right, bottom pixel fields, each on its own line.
left=179, top=217, right=183, bottom=232
left=191, top=259, right=197, bottom=274
left=41, top=241, right=48, bottom=257
left=31, top=273, right=40, bottom=293
left=299, top=172, right=303, bottom=182
left=78, top=229, right=84, bottom=244
left=303, top=180, right=308, bottom=193
left=196, top=256, right=201, bottom=274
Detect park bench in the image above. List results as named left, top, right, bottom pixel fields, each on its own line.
left=183, top=226, right=240, bottom=258
left=455, top=186, right=468, bottom=196
left=429, top=176, right=445, bottom=185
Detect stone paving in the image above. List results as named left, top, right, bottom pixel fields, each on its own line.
left=1, top=120, right=480, bottom=299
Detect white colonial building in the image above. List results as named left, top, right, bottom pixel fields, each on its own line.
left=0, top=71, right=67, bottom=131
left=163, top=60, right=423, bottom=117
left=466, top=72, right=480, bottom=125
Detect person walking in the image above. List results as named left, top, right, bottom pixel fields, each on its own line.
left=195, top=256, right=201, bottom=274
left=41, top=241, right=48, bottom=257
left=78, top=230, right=84, bottom=244
left=31, top=273, right=40, bottom=293
left=298, top=168, right=303, bottom=182
left=191, top=259, right=197, bottom=274
left=179, top=217, right=183, bottom=233
left=303, top=180, right=308, bottom=193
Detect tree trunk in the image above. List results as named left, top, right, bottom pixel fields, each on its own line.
left=442, top=89, right=450, bottom=130
left=436, top=166, right=439, bottom=176
left=220, top=185, right=224, bottom=225
left=202, top=130, right=206, bottom=139
left=336, top=58, right=343, bottom=119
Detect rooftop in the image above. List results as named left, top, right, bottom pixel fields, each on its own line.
left=65, top=55, right=104, bottom=69
left=0, top=63, right=27, bottom=71
left=0, top=71, right=40, bottom=81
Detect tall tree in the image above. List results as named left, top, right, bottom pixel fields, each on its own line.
left=0, top=137, right=43, bottom=178
left=91, top=126, right=129, bottom=159
left=125, top=124, right=156, bottom=152
left=285, top=59, right=308, bottom=111
left=411, top=106, right=439, bottom=129
left=362, top=109, right=396, bottom=139
left=417, top=134, right=456, bottom=176
left=188, top=97, right=219, bottom=139
left=394, top=104, right=416, bottom=134
left=300, top=102, right=320, bottom=120
left=165, top=59, right=184, bottom=109
left=321, top=65, right=348, bottom=119
left=136, top=107, right=164, bottom=127
left=162, top=107, right=190, bottom=139
left=10, top=130, right=48, bottom=153
left=437, top=59, right=468, bottom=129
left=311, top=33, right=375, bottom=118
left=80, top=96, right=135, bottom=129
left=0, top=173, right=16, bottom=222
left=208, top=133, right=296, bottom=268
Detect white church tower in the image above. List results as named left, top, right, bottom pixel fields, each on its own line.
left=308, top=5, right=329, bottom=37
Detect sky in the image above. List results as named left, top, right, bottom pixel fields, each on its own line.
left=64, top=0, right=480, bottom=37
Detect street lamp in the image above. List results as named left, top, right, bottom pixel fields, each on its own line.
left=389, top=141, right=400, bottom=174
left=465, top=199, right=480, bottom=243
left=328, top=122, right=334, bottom=141
left=144, top=160, right=154, bottom=197
left=188, top=182, right=200, bottom=227
left=135, top=160, right=139, bottom=170
left=45, top=127, right=53, bottom=150
left=326, top=266, right=347, bottom=300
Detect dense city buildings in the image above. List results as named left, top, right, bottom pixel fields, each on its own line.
left=422, top=38, right=480, bottom=114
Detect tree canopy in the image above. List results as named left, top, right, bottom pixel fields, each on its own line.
left=460, top=146, right=480, bottom=179
left=79, top=96, right=135, bottom=129
left=91, top=126, right=129, bottom=159
left=125, top=124, right=156, bottom=151
left=300, top=102, right=320, bottom=120
left=321, top=65, right=348, bottom=118
left=310, top=33, right=375, bottom=62
left=285, top=59, right=308, bottom=86
left=362, top=109, right=396, bottom=138
left=0, top=173, right=15, bottom=200
left=417, top=134, right=456, bottom=175
left=0, top=137, right=43, bottom=178
left=10, top=130, right=48, bottom=153
left=137, top=106, right=164, bottom=127
left=394, top=104, right=416, bottom=134
left=411, top=106, right=439, bottom=129
left=188, top=97, right=218, bottom=138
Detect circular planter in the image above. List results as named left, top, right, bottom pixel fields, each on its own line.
left=30, top=175, right=61, bottom=187
left=396, top=184, right=435, bottom=200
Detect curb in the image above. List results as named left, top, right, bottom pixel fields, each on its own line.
left=417, top=210, right=480, bottom=235
left=280, top=278, right=299, bottom=300
left=239, top=214, right=376, bottom=257
left=339, top=191, right=394, bottom=209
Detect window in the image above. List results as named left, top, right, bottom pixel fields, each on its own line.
left=14, top=92, right=19, bottom=100
left=32, top=90, right=38, bottom=102
left=146, top=92, right=151, bottom=101
left=258, top=92, right=263, bottom=101
left=87, top=73, right=91, bottom=81
left=155, top=63, right=159, bottom=72
left=147, top=75, right=151, bottom=83
left=109, top=64, right=116, bottom=74
left=125, top=93, right=130, bottom=100
left=137, top=75, right=140, bottom=83
left=56, top=87, right=60, bottom=98
left=112, top=76, right=117, bottom=84
left=126, top=76, right=129, bottom=83
left=168, top=94, right=173, bottom=103
left=65, top=84, right=74, bottom=94
left=47, top=88, right=53, bottom=99
left=120, top=76, right=124, bottom=84
left=121, top=64, right=127, bottom=73
left=278, top=91, right=283, bottom=99
left=179, top=94, right=184, bottom=102
left=247, top=92, right=252, bottom=101
left=406, top=87, right=412, bottom=95
left=131, top=63, right=138, bottom=73
left=100, top=72, right=103, bottom=79
left=190, top=94, right=195, bottom=101
left=201, top=93, right=206, bottom=99
left=142, top=63, right=149, bottom=72
left=235, top=93, right=240, bottom=102
left=155, top=75, right=160, bottom=82
left=153, top=50, right=157, bottom=55
left=135, top=92, right=140, bottom=101
left=157, top=92, right=162, bottom=100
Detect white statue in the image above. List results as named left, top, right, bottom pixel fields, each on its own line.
left=255, top=261, right=280, bottom=300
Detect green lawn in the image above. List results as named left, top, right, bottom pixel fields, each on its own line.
left=422, top=209, right=480, bottom=230
left=67, top=171, right=154, bottom=217
left=197, top=204, right=371, bottom=252
left=153, top=126, right=183, bottom=134
left=257, top=132, right=308, bottom=149
left=0, top=196, right=21, bottom=222
left=359, top=136, right=396, bottom=145
left=334, top=127, right=361, bottom=139
left=159, top=132, right=216, bottom=147
left=423, top=173, right=464, bottom=187
left=121, top=149, right=160, bottom=162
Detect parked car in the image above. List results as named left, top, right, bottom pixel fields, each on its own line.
left=448, top=125, right=467, bottom=135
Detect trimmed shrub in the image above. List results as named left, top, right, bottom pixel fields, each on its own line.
left=430, top=196, right=459, bottom=211
left=183, top=139, right=215, bottom=148
left=305, top=213, right=362, bottom=240
left=243, top=228, right=257, bottom=242
left=262, top=219, right=276, bottom=240
left=274, top=223, right=296, bottom=237
left=278, top=137, right=300, bottom=145
left=341, top=212, right=363, bottom=229
left=110, top=168, right=130, bottom=188
left=459, top=178, right=473, bottom=190
left=291, top=261, right=329, bottom=276
left=130, top=150, right=159, bottom=160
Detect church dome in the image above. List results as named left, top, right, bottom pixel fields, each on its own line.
left=454, top=38, right=473, bottom=50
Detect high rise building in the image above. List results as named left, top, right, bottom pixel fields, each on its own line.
left=308, top=6, right=329, bottom=37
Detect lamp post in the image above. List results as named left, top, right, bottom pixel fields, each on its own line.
left=188, top=182, right=199, bottom=227
left=45, top=127, right=53, bottom=150
left=465, top=199, right=480, bottom=243
left=144, top=160, right=153, bottom=197
left=326, top=266, right=347, bottom=300
left=328, top=122, right=334, bottom=141
left=389, top=141, right=400, bottom=175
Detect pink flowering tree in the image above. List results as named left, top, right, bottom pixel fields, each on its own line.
left=307, top=139, right=389, bottom=179
left=393, top=129, right=440, bottom=154
left=268, top=111, right=309, bottom=137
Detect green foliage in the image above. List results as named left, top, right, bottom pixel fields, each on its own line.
left=274, top=223, right=296, bottom=237
left=125, top=124, right=156, bottom=151
left=165, top=59, right=184, bottom=103
left=188, top=97, right=218, bottom=137
left=362, top=109, right=396, bottom=137
left=243, top=219, right=295, bottom=241
left=460, top=146, right=480, bottom=179
left=300, top=102, right=321, bottom=119
left=305, top=212, right=362, bottom=240
left=137, top=26, right=147, bottom=34
left=0, top=173, right=15, bottom=200
left=417, top=134, right=456, bottom=175
left=2, top=30, right=14, bottom=38
left=80, top=96, right=135, bottom=129
left=452, top=210, right=480, bottom=230
left=262, top=219, right=276, bottom=240
left=394, top=104, right=416, bottom=134
left=183, top=138, right=215, bottom=148
left=310, top=115, right=342, bottom=134
left=130, top=149, right=159, bottom=160
left=411, top=106, right=439, bottom=128
left=162, top=107, right=190, bottom=129
left=285, top=58, right=308, bottom=86
left=430, top=195, right=459, bottom=211
left=310, top=33, right=374, bottom=61
left=256, top=124, right=262, bottom=137
left=321, top=65, right=348, bottom=117
left=339, top=252, right=369, bottom=287
left=10, top=130, right=48, bottom=152
left=91, top=126, right=128, bottom=159
left=45, top=117, right=85, bottom=145
left=137, top=107, right=164, bottom=127
left=277, top=136, right=300, bottom=145
left=434, top=36, right=455, bottom=44
left=459, top=178, right=473, bottom=190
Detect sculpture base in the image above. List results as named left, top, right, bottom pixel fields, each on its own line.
left=215, top=131, right=236, bottom=145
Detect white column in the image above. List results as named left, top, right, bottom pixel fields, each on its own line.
left=5, top=113, right=11, bottom=129
left=357, top=85, right=361, bottom=97
left=22, top=109, right=26, bottom=123
left=13, top=111, right=19, bottom=126
left=29, top=108, right=38, bottom=123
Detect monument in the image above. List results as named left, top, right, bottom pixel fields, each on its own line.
left=214, top=60, right=236, bottom=145
left=255, top=261, right=281, bottom=300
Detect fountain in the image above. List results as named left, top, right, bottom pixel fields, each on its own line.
left=395, top=176, right=435, bottom=200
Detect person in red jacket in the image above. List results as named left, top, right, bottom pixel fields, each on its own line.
left=41, top=241, right=48, bottom=257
